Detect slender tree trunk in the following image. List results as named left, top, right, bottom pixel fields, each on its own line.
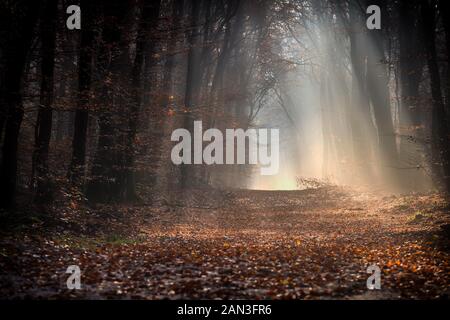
left=348, top=2, right=376, bottom=183
left=398, top=0, right=424, bottom=128
left=440, top=0, right=450, bottom=114
left=86, top=0, right=136, bottom=202
left=320, top=76, right=331, bottom=178
left=207, top=0, right=242, bottom=127
left=32, top=0, right=58, bottom=203
left=69, top=0, right=96, bottom=185
left=180, top=0, right=203, bottom=188
left=365, top=0, right=399, bottom=179
left=421, top=0, right=450, bottom=190
left=124, top=0, right=161, bottom=201
left=397, top=0, right=426, bottom=189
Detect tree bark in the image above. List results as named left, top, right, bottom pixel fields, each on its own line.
left=124, top=0, right=161, bottom=201
left=365, top=0, right=399, bottom=177
left=69, top=0, right=97, bottom=185
left=32, top=0, right=58, bottom=203
left=348, top=2, right=376, bottom=182
left=398, top=0, right=424, bottom=128
left=0, top=1, right=41, bottom=209
left=440, top=0, right=450, bottom=114
left=421, top=0, right=450, bottom=190
left=86, top=0, right=138, bottom=202
left=180, top=0, right=203, bottom=188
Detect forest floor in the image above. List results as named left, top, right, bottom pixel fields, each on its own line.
left=0, top=187, right=450, bottom=299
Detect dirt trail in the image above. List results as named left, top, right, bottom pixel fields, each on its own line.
left=1, top=187, right=449, bottom=299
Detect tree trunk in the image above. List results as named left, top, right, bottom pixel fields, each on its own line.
left=398, top=0, right=424, bottom=128
left=69, top=0, right=97, bottom=185
left=440, top=0, right=450, bottom=114
left=180, top=0, right=203, bottom=188
left=0, top=1, right=41, bottom=209
left=365, top=0, right=399, bottom=180
left=32, top=0, right=58, bottom=203
left=124, top=0, right=161, bottom=201
left=348, top=2, right=376, bottom=183
left=397, top=0, right=427, bottom=189
left=421, top=0, right=450, bottom=190
left=160, top=0, right=184, bottom=109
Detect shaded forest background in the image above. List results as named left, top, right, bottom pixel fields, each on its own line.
left=1, top=0, right=450, bottom=212
left=1, top=0, right=450, bottom=300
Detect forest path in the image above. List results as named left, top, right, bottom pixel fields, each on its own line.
left=1, top=187, right=449, bottom=299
